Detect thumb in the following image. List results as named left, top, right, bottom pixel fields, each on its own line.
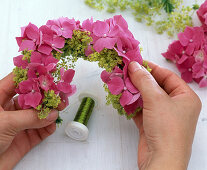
left=7, top=109, right=58, bottom=131
left=128, top=61, right=165, bottom=102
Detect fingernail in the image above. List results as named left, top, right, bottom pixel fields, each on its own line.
left=128, top=61, right=142, bottom=73
left=46, top=110, right=59, bottom=121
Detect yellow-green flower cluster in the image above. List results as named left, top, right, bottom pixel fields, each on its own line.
left=88, top=48, right=123, bottom=72
left=85, top=0, right=199, bottom=36
left=36, top=90, right=61, bottom=119
left=13, top=67, right=28, bottom=86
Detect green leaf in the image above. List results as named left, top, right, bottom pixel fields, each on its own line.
left=162, top=0, right=175, bottom=13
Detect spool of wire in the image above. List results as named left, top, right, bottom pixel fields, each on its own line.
left=65, top=95, right=96, bottom=141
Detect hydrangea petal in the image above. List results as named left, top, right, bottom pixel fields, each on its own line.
left=19, top=40, right=36, bottom=51
left=13, top=55, right=28, bottom=69
left=108, top=77, right=124, bottom=95
left=24, top=92, right=42, bottom=108
left=120, top=90, right=133, bottom=107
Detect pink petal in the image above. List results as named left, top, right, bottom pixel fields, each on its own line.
left=181, top=71, right=193, bottom=83
left=38, top=44, right=53, bottom=55
left=113, top=15, right=128, bottom=32
left=19, top=79, right=33, bottom=93
left=120, top=90, right=133, bottom=107
left=108, top=77, right=124, bottom=95
left=199, top=77, right=207, bottom=88
left=18, top=94, right=31, bottom=109
left=24, top=92, right=42, bottom=108
left=101, top=70, right=111, bottom=83
left=13, top=55, right=28, bottom=69
left=62, top=69, right=75, bottom=83
left=57, top=82, right=73, bottom=93
left=185, top=43, right=195, bottom=55
left=44, top=55, right=59, bottom=65
left=19, top=40, right=36, bottom=51
left=25, top=23, right=39, bottom=40
left=93, top=21, right=109, bottom=37
left=128, top=93, right=141, bottom=105
left=93, top=37, right=117, bottom=52
left=30, top=52, right=42, bottom=63
left=125, top=77, right=138, bottom=93
left=52, top=36, right=65, bottom=48
left=124, top=99, right=139, bottom=115
left=82, top=18, right=93, bottom=32
left=16, top=37, right=23, bottom=47
left=177, top=55, right=188, bottom=64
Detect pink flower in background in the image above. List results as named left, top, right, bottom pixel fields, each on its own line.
left=162, top=41, right=189, bottom=64
left=178, top=27, right=204, bottom=55
left=197, top=0, right=207, bottom=25
left=177, top=57, right=195, bottom=83
left=199, top=73, right=207, bottom=87
left=16, top=23, right=41, bottom=51
left=17, top=79, right=42, bottom=109
left=46, top=17, right=77, bottom=39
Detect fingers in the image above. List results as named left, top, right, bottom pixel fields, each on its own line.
left=147, top=61, right=190, bottom=96
left=0, top=73, right=16, bottom=107
left=5, top=109, right=58, bottom=131
left=26, top=123, right=56, bottom=148
left=128, top=62, right=167, bottom=103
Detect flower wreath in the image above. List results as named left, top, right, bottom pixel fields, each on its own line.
left=13, top=15, right=151, bottom=123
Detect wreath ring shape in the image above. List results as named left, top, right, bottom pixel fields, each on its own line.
left=13, top=15, right=151, bottom=123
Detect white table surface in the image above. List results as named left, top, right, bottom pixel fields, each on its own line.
left=0, top=0, right=207, bottom=169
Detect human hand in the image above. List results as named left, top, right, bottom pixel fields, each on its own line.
left=128, top=61, right=202, bottom=170
left=0, top=73, right=66, bottom=170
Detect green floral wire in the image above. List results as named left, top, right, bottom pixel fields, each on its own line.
left=74, top=97, right=95, bottom=126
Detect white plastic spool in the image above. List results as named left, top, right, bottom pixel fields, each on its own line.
left=65, top=93, right=98, bottom=141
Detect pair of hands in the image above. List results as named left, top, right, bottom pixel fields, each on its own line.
left=0, top=61, right=202, bottom=170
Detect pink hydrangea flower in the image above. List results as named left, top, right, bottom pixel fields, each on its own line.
left=39, top=74, right=55, bottom=92
left=115, top=36, right=142, bottom=63
left=38, top=25, right=65, bottom=55
left=176, top=56, right=195, bottom=83
left=101, top=67, right=142, bottom=114
left=16, top=23, right=41, bottom=52
left=178, top=27, right=204, bottom=55
left=197, top=0, right=207, bottom=25
left=17, top=79, right=42, bottom=109
left=92, top=20, right=119, bottom=52
left=162, top=41, right=189, bottom=64
left=46, top=17, right=77, bottom=39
